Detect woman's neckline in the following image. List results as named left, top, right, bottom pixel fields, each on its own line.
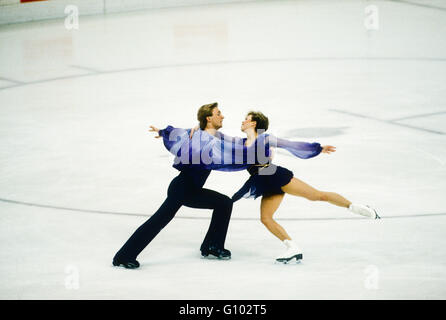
left=243, top=133, right=264, bottom=147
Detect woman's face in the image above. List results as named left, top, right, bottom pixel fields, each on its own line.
left=241, top=114, right=255, bottom=132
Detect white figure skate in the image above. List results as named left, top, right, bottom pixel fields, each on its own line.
left=349, top=204, right=381, bottom=219
left=275, top=240, right=303, bottom=264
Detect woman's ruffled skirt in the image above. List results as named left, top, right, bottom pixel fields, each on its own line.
left=232, top=165, right=294, bottom=202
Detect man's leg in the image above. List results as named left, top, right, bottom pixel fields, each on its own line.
left=113, top=175, right=185, bottom=265
left=183, top=188, right=233, bottom=251
left=113, top=196, right=183, bottom=264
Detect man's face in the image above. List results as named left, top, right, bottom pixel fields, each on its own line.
left=207, top=107, right=224, bottom=130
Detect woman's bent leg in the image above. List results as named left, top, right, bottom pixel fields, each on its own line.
left=260, top=194, right=291, bottom=241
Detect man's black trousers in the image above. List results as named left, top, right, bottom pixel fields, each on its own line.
left=114, top=171, right=233, bottom=261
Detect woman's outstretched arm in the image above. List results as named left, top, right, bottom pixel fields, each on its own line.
left=268, top=135, right=326, bottom=159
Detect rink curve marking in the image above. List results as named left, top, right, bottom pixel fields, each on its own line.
left=386, top=0, right=446, bottom=12
left=1, top=57, right=446, bottom=92
left=70, top=65, right=103, bottom=73
left=1, top=197, right=445, bottom=221
left=330, top=109, right=446, bottom=135
left=389, top=111, right=446, bottom=122
left=0, top=76, right=25, bottom=85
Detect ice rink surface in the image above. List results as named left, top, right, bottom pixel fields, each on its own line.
left=0, top=0, right=446, bottom=299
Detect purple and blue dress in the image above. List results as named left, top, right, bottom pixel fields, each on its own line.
left=158, top=126, right=322, bottom=201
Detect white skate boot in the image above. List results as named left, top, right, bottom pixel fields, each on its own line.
left=275, top=240, right=303, bottom=264
left=348, top=204, right=381, bottom=219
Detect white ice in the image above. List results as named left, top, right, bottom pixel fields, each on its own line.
left=0, top=0, right=446, bottom=299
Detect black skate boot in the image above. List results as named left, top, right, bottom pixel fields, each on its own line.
left=200, top=245, right=231, bottom=260
left=112, top=258, right=140, bottom=269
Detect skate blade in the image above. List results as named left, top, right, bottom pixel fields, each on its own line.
left=367, top=205, right=381, bottom=219
left=112, top=263, right=139, bottom=269
left=275, top=253, right=303, bottom=264
left=201, top=254, right=231, bottom=260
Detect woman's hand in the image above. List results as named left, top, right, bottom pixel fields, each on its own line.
left=189, top=125, right=199, bottom=139
left=321, top=145, right=336, bottom=154
left=149, top=125, right=161, bottom=138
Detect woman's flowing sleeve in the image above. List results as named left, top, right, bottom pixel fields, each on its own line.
left=268, top=134, right=322, bottom=159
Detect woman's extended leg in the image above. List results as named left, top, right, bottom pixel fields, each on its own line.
left=260, top=193, right=291, bottom=241
left=281, top=177, right=352, bottom=208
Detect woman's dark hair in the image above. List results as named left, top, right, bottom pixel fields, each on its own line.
left=197, top=102, right=218, bottom=130
left=247, top=111, right=269, bottom=132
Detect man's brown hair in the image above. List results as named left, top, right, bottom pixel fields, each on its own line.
left=197, top=102, right=218, bottom=130
left=248, top=111, right=269, bottom=132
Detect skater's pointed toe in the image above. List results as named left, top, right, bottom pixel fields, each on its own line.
left=366, top=205, right=381, bottom=219
left=349, top=203, right=380, bottom=219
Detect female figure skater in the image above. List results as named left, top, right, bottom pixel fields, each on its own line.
left=230, top=111, right=380, bottom=263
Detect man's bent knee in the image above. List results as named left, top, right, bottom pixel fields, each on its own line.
left=222, top=196, right=233, bottom=208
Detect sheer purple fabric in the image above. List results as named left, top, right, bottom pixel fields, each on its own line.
left=158, top=125, right=322, bottom=172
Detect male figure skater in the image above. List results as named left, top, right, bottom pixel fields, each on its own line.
left=113, top=103, right=233, bottom=269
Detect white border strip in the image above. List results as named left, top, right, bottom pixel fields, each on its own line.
left=0, top=0, right=263, bottom=25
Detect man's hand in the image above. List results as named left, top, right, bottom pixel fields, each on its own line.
left=149, top=125, right=161, bottom=138
left=189, top=125, right=199, bottom=139
left=321, top=145, right=336, bottom=154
